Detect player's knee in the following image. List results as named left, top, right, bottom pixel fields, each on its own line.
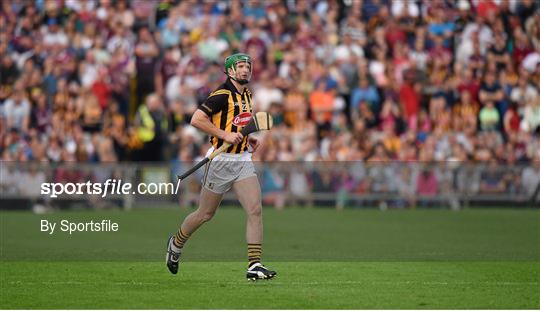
left=246, top=204, right=262, bottom=218
left=198, top=210, right=215, bottom=223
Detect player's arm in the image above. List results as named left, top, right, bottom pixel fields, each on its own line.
left=191, top=96, right=243, bottom=145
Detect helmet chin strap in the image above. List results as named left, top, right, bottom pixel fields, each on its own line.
left=234, top=78, right=250, bottom=85
left=229, top=67, right=250, bottom=85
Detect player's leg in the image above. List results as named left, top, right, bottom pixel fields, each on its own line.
left=232, top=175, right=276, bottom=280
left=233, top=176, right=262, bottom=246
left=166, top=186, right=223, bottom=274
left=178, top=186, right=223, bottom=235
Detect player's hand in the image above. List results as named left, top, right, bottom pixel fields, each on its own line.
left=223, top=132, right=243, bottom=145
left=248, top=136, right=260, bottom=153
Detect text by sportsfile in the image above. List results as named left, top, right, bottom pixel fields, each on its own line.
left=40, top=219, right=119, bottom=235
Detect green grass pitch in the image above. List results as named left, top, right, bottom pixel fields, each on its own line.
left=1, top=207, right=539, bottom=309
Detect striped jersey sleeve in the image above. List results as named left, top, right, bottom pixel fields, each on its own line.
left=198, top=92, right=229, bottom=117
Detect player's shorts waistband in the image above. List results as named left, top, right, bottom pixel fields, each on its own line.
left=206, top=147, right=252, bottom=161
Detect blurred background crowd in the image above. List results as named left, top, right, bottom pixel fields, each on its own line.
left=1, top=0, right=540, bottom=206
left=1, top=0, right=540, bottom=164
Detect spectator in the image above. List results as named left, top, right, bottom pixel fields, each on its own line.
left=453, top=90, right=479, bottom=132
left=510, top=76, right=539, bottom=110
left=4, top=89, right=30, bottom=132
left=521, top=151, right=540, bottom=199
left=309, top=80, right=335, bottom=139
left=479, top=70, right=505, bottom=107
left=133, top=93, right=168, bottom=161
left=103, top=101, right=128, bottom=161
left=253, top=72, right=284, bottom=112
left=366, top=144, right=393, bottom=193
left=134, top=27, right=159, bottom=106
left=260, top=162, right=286, bottom=210
left=520, top=95, right=540, bottom=133
left=1, top=55, right=19, bottom=94
left=512, top=27, right=534, bottom=69
left=155, top=47, right=180, bottom=98
left=399, top=80, right=420, bottom=130
left=311, top=169, right=335, bottom=206
left=416, top=168, right=438, bottom=198
left=198, top=27, right=229, bottom=62
left=479, top=160, right=507, bottom=194
left=31, top=92, right=51, bottom=134
left=479, top=101, right=501, bottom=132
left=428, top=7, right=455, bottom=47
left=525, top=11, right=540, bottom=50
left=395, top=165, right=417, bottom=208
left=504, top=102, right=521, bottom=136
left=350, top=75, right=380, bottom=112
left=43, top=18, right=68, bottom=49
left=487, top=33, right=511, bottom=71
left=160, top=18, right=181, bottom=49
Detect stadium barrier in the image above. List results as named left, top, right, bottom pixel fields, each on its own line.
left=1, top=161, right=538, bottom=211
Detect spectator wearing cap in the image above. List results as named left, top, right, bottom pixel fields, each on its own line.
left=43, top=18, right=68, bottom=48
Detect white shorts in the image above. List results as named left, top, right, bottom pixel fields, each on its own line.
left=202, top=147, right=256, bottom=194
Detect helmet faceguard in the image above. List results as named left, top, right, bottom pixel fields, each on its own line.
left=224, top=53, right=252, bottom=85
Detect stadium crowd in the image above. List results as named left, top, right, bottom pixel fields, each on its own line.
left=1, top=0, right=540, bottom=205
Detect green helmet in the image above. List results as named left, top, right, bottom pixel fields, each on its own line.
left=224, top=53, right=252, bottom=74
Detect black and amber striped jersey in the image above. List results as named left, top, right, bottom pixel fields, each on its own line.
left=198, top=78, right=254, bottom=154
